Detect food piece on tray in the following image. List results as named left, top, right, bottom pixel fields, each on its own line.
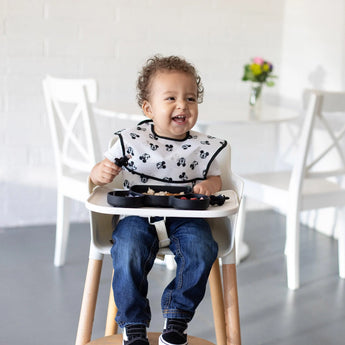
left=144, top=187, right=185, bottom=196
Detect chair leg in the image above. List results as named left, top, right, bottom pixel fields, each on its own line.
left=54, top=193, right=70, bottom=267
left=105, top=270, right=118, bottom=336
left=286, top=209, right=300, bottom=290
left=75, top=258, right=103, bottom=345
left=209, top=260, right=227, bottom=345
left=222, top=263, right=241, bottom=345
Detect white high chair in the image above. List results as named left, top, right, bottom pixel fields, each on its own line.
left=43, top=76, right=102, bottom=267
left=75, top=143, right=243, bottom=345
left=237, top=90, right=345, bottom=290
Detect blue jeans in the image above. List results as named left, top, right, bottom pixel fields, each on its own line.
left=110, top=216, right=218, bottom=328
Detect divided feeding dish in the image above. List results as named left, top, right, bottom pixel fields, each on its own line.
left=107, top=185, right=210, bottom=210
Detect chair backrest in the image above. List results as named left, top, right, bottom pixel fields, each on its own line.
left=43, top=75, right=101, bottom=176
left=290, top=90, right=345, bottom=200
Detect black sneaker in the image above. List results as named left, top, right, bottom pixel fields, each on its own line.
left=123, top=324, right=149, bottom=345
left=159, top=318, right=188, bottom=345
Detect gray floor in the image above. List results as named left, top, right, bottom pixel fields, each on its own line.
left=1, top=210, right=344, bottom=345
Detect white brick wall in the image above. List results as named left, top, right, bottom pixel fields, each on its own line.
left=0, top=0, right=344, bottom=227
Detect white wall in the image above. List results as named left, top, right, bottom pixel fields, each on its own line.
left=0, top=0, right=344, bottom=227
left=280, top=0, right=345, bottom=101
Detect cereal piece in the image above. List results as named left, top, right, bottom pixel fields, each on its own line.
left=145, top=188, right=155, bottom=195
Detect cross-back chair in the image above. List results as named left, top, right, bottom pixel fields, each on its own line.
left=237, top=89, right=345, bottom=289
left=43, top=76, right=102, bottom=267
left=75, top=143, right=243, bottom=345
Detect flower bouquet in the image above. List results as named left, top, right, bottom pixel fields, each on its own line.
left=242, top=57, right=277, bottom=106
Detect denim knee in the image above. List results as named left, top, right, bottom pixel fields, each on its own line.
left=169, top=217, right=218, bottom=266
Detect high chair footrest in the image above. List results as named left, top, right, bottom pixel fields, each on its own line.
left=86, top=332, right=215, bottom=345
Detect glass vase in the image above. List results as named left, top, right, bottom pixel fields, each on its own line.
left=249, top=82, right=263, bottom=107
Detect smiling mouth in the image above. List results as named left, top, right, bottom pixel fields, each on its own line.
left=172, top=115, right=186, bottom=123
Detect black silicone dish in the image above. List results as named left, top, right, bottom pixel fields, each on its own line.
left=106, top=186, right=211, bottom=210
left=107, top=190, right=145, bottom=208
left=130, top=185, right=192, bottom=207
left=172, top=193, right=210, bottom=210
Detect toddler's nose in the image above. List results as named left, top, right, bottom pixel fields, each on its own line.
left=177, top=99, right=187, bottom=109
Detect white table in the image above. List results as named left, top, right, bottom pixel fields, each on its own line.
left=195, top=102, right=300, bottom=132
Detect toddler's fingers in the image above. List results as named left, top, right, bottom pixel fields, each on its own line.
left=193, top=185, right=210, bottom=196
left=101, top=173, right=115, bottom=184
left=193, top=185, right=202, bottom=195
left=104, top=161, right=121, bottom=175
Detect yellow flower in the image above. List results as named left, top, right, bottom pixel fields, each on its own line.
left=250, top=63, right=262, bottom=76
left=262, top=63, right=270, bottom=72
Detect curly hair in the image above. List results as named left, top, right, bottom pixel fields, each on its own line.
left=136, top=55, right=204, bottom=107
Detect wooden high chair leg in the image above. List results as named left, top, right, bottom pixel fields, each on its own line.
left=222, top=263, right=241, bottom=345
left=105, top=270, right=118, bottom=336
left=75, top=258, right=103, bottom=345
left=209, top=260, right=227, bottom=345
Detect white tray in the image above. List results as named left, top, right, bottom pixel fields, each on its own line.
left=86, top=187, right=239, bottom=218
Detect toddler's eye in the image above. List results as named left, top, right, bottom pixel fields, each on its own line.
left=166, top=97, right=175, bottom=101
left=187, top=97, right=196, bottom=102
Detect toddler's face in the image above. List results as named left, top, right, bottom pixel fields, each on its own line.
left=142, top=71, right=198, bottom=139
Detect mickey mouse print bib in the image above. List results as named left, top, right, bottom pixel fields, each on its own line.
left=113, top=120, right=227, bottom=187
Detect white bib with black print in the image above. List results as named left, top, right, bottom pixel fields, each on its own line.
left=109, top=120, right=227, bottom=188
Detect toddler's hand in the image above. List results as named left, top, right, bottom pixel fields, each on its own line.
left=193, top=176, right=222, bottom=196
left=90, top=158, right=121, bottom=186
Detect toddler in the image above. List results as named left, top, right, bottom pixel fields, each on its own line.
left=90, top=55, right=227, bottom=345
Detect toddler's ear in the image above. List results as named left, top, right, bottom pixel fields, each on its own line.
left=142, top=100, right=153, bottom=119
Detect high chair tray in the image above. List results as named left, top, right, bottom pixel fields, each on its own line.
left=86, top=186, right=239, bottom=218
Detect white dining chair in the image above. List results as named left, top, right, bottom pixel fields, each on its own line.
left=236, top=89, right=345, bottom=289
left=76, top=143, right=244, bottom=345
left=43, top=76, right=102, bottom=267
